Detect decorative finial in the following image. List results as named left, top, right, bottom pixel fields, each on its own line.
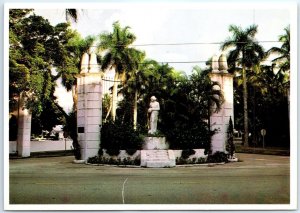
left=89, top=53, right=99, bottom=73
left=218, top=53, right=228, bottom=73
left=80, top=53, right=89, bottom=74
left=212, top=55, right=219, bottom=73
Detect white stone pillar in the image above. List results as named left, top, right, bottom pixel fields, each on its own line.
left=77, top=53, right=103, bottom=161
left=17, top=98, right=31, bottom=157
left=209, top=54, right=234, bottom=154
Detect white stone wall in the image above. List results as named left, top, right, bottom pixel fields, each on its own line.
left=10, top=140, right=73, bottom=154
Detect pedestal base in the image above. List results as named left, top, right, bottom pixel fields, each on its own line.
left=141, top=137, right=175, bottom=167
left=141, top=150, right=175, bottom=168
left=142, top=137, right=169, bottom=150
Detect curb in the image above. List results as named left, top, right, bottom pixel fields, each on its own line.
left=85, top=162, right=227, bottom=168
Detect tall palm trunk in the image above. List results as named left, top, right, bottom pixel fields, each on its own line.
left=133, top=91, right=138, bottom=130
left=111, top=72, right=119, bottom=121
left=242, top=65, right=249, bottom=147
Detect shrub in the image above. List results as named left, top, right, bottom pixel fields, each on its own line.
left=101, top=120, right=144, bottom=152
left=126, top=149, right=137, bottom=156
left=176, top=157, right=207, bottom=165
left=181, top=149, right=196, bottom=159
left=206, top=151, right=228, bottom=163
left=226, top=116, right=235, bottom=158
left=164, top=122, right=213, bottom=153
left=105, top=149, right=120, bottom=156
left=87, top=156, right=140, bottom=166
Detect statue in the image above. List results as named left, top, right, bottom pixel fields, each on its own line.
left=148, top=96, right=160, bottom=134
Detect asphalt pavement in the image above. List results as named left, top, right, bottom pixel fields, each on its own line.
left=8, top=153, right=290, bottom=207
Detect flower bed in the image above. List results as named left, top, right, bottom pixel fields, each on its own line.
left=86, top=149, right=226, bottom=166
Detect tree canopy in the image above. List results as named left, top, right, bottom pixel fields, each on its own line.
left=9, top=10, right=290, bottom=152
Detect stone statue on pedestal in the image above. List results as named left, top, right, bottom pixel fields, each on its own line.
left=148, top=96, right=160, bottom=134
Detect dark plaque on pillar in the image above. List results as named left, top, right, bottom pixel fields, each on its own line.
left=78, top=127, right=84, bottom=133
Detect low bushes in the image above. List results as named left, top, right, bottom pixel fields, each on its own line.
left=206, top=151, right=228, bottom=163
left=176, top=157, right=206, bottom=165
left=88, top=156, right=140, bottom=166
left=163, top=123, right=213, bottom=154
left=101, top=120, right=144, bottom=153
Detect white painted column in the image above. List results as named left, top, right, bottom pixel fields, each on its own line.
left=77, top=52, right=103, bottom=161
left=209, top=54, right=234, bottom=154
left=17, top=98, right=31, bottom=157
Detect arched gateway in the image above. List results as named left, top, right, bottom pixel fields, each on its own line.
left=76, top=53, right=234, bottom=165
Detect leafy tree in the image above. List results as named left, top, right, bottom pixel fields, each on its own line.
left=31, top=99, right=65, bottom=136
left=160, top=66, right=223, bottom=152
left=55, top=32, right=96, bottom=110
left=267, top=26, right=290, bottom=121
left=10, top=11, right=70, bottom=121
left=238, top=26, right=290, bottom=147
left=221, top=25, right=264, bottom=147
left=247, top=64, right=289, bottom=147
left=9, top=9, right=90, bottom=158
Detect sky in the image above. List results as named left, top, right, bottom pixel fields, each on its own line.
left=33, top=3, right=291, bottom=112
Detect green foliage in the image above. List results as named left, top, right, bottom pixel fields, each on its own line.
left=9, top=10, right=92, bottom=159
left=181, top=149, right=196, bottom=159
left=126, top=149, right=138, bottom=156
left=230, top=26, right=290, bottom=148
left=118, top=63, right=222, bottom=152
left=63, top=110, right=81, bottom=160
left=31, top=99, right=65, bottom=136
left=9, top=115, right=18, bottom=141
left=161, top=67, right=222, bottom=152
left=226, top=116, right=235, bottom=158
left=87, top=156, right=140, bottom=166
left=207, top=152, right=228, bottom=163
left=101, top=120, right=144, bottom=152
left=267, top=25, right=290, bottom=73
left=102, top=93, right=111, bottom=121
left=98, top=21, right=145, bottom=120
left=221, top=24, right=265, bottom=147
left=165, top=123, right=213, bottom=152
left=176, top=157, right=206, bottom=165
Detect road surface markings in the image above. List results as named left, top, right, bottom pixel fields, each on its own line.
left=122, top=177, right=128, bottom=204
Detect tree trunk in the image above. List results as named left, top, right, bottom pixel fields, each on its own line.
left=242, top=66, right=249, bottom=147
left=133, top=91, right=138, bottom=130
left=72, top=85, right=78, bottom=112
left=104, top=99, right=112, bottom=122
left=111, top=72, right=119, bottom=121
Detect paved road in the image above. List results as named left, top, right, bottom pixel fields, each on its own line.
left=9, top=153, right=290, bottom=205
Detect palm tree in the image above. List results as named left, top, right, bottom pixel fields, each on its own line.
left=267, top=26, right=290, bottom=73
left=221, top=25, right=264, bottom=147
left=267, top=26, right=290, bottom=117
left=66, top=9, right=78, bottom=22
left=98, top=21, right=142, bottom=121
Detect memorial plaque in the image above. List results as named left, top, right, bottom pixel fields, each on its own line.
left=78, top=127, right=84, bottom=133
